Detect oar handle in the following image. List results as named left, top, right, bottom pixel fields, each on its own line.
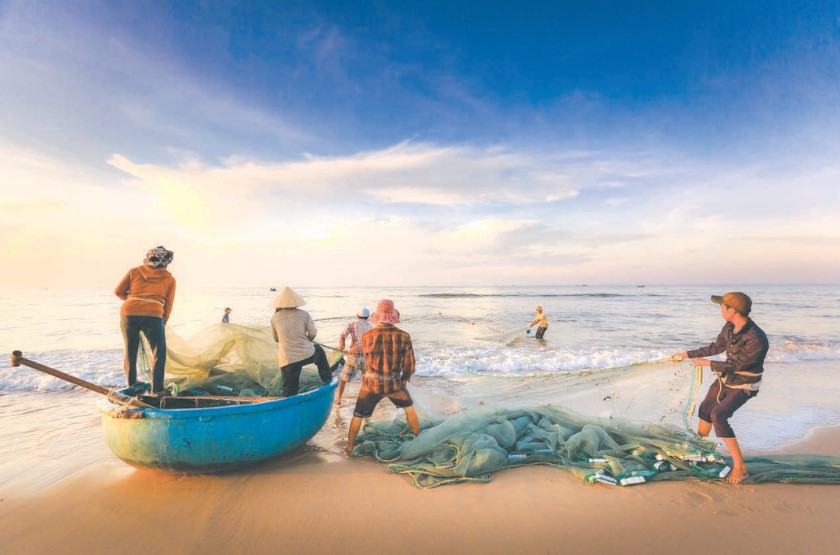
left=11, top=350, right=152, bottom=408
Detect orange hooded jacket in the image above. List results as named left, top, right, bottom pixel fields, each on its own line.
left=114, top=266, right=177, bottom=323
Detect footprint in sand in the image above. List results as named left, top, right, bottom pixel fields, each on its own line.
left=773, top=500, right=813, bottom=514
left=683, top=490, right=714, bottom=507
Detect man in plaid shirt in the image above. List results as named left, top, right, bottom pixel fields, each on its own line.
left=346, top=299, right=421, bottom=454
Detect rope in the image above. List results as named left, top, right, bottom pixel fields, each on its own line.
left=314, top=341, right=345, bottom=353
left=138, top=336, right=153, bottom=385
left=682, top=365, right=703, bottom=434
left=313, top=314, right=355, bottom=323
left=466, top=356, right=672, bottom=379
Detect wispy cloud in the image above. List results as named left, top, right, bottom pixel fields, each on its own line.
left=0, top=3, right=305, bottom=161
left=107, top=140, right=684, bottom=224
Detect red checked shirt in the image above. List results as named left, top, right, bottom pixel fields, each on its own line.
left=338, top=319, right=373, bottom=357
left=361, top=323, right=416, bottom=394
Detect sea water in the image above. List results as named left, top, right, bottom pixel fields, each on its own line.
left=2, top=284, right=840, bottom=451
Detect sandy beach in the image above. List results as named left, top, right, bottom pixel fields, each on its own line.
left=2, top=384, right=840, bottom=555
left=3, top=0, right=839, bottom=551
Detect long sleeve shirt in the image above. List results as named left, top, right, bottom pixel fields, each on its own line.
left=114, top=266, right=176, bottom=323
left=339, top=319, right=373, bottom=357
left=687, top=318, right=769, bottom=389
left=361, top=323, right=415, bottom=394
left=271, top=308, right=317, bottom=367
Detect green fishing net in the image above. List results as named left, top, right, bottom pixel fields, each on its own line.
left=140, top=323, right=343, bottom=396
left=140, top=325, right=840, bottom=487
left=351, top=406, right=840, bottom=488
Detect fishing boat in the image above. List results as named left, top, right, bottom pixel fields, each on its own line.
left=98, top=379, right=338, bottom=472
left=11, top=350, right=339, bottom=473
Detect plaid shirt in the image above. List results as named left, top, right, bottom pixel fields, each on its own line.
left=338, top=318, right=373, bottom=357
left=361, top=323, right=415, bottom=394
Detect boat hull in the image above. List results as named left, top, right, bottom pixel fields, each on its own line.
left=97, top=379, right=338, bottom=472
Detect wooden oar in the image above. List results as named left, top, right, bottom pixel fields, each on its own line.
left=10, top=350, right=153, bottom=409
left=156, top=394, right=282, bottom=403
left=141, top=394, right=282, bottom=409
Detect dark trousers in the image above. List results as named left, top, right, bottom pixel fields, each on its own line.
left=280, top=344, right=331, bottom=397
left=698, top=379, right=755, bottom=438
left=120, top=315, right=167, bottom=392
left=535, top=326, right=547, bottom=339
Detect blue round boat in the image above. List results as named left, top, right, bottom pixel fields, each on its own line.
left=97, top=378, right=339, bottom=472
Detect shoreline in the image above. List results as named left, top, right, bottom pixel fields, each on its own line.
left=2, top=393, right=840, bottom=555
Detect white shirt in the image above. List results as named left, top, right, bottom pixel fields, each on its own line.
left=271, top=308, right=317, bottom=366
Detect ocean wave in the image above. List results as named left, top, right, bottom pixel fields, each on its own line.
left=768, top=339, right=840, bottom=363
left=419, top=292, right=665, bottom=298
left=0, top=349, right=126, bottom=392
left=414, top=338, right=840, bottom=377
left=415, top=346, right=673, bottom=377
left=3, top=338, right=839, bottom=392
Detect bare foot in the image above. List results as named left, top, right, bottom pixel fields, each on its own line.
left=727, top=467, right=749, bottom=484
left=344, top=445, right=353, bottom=455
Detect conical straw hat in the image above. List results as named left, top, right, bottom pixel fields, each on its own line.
left=271, top=286, right=307, bottom=308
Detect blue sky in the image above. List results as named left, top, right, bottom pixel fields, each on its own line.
left=1, top=1, right=839, bottom=287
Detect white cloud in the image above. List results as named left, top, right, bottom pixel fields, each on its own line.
left=106, top=141, right=598, bottom=229
left=4, top=121, right=840, bottom=288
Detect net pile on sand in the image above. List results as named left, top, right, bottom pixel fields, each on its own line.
left=351, top=406, right=840, bottom=488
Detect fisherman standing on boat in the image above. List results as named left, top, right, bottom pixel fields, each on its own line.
left=671, top=292, right=769, bottom=485
left=335, top=307, right=373, bottom=405
left=529, top=305, right=549, bottom=339
left=346, top=299, right=421, bottom=454
left=270, top=287, right=335, bottom=397
left=114, top=246, right=176, bottom=396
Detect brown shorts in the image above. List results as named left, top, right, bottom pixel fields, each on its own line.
left=353, top=383, right=414, bottom=418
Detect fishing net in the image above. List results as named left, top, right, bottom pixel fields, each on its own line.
left=139, top=324, right=840, bottom=487
left=351, top=406, right=840, bottom=488
left=475, top=325, right=531, bottom=344
left=139, top=323, right=344, bottom=396
left=349, top=356, right=840, bottom=488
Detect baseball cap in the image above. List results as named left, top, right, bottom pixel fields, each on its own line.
left=711, top=292, right=752, bottom=315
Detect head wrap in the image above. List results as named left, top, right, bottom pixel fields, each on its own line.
left=144, top=246, right=174, bottom=269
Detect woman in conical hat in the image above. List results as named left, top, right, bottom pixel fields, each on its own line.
left=271, top=286, right=307, bottom=308
left=270, top=286, right=335, bottom=396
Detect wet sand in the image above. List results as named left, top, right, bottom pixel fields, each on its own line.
left=2, top=381, right=840, bottom=555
